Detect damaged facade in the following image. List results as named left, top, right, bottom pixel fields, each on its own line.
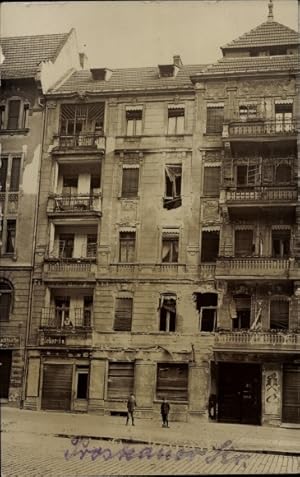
left=1, top=2, right=300, bottom=426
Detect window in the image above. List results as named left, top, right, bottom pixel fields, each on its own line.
left=119, top=231, right=136, bottom=262
left=83, top=296, right=93, bottom=327
left=167, top=105, right=185, bottom=135
left=232, top=295, right=251, bottom=330
left=156, top=363, right=188, bottom=401
left=7, top=100, right=21, bottom=130
left=203, top=167, right=220, bottom=196
left=10, top=157, right=21, bottom=192
left=0, top=156, right=22, bottom=192
left=107, top=362, right=134, bottom=399
left=0, top=105, right=5, bottom=129
left=114, top=297, right=133, bottom=331
left=275, top=164, right=291, bottom=184
left=164, top=165, right=182, bottom=209
left=206, top=105, right=224, bottom=134
left=86, top=235, right=97, bottom=257
left=60, top=103, right=105, bottom=136
left=126, top=108, right=142, bottom=136
left=162, top=231, right=179, bottom=263
left=201, top=231, right=219, bottom=262
left=54, top=297, right=70, bottom=327
left=0, top=157, right=8, bottom=192
left=159, top=295, right=176, bottom=332
left=239, top=104, right=257, bottom=121
left=272, top=230, right=290, bottom=258
left=91, top=174, right=101, bottom=192
left=121, top=167, right=139, bottom=198
left=59, top=234, right=74, bottom=258
left=236, top=164, right=260, bottom=187
left=235, top=230, right=254, bottom=257
left=76, top=366, right=89, bottom=399
left=270, top=300, right=289, bottom=329
left=0, top=282, right=13, bottom=321
left=275, top=103, right=293, bottom=132
left=195, top=293, right=218, bottom=332
left=5, top=220, right=16, bottom=254
left=62, top=176, right=78, bottom=195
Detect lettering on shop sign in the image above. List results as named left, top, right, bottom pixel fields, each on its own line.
left=40, top=336, right=66, bottom=346
left=265, top=371, right=280, bottom=413
left=64, top=438, right=252, bottom=468
left=0, top=337, right=20, bottom=348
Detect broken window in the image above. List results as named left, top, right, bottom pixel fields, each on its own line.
left=114, top=297, right=133, bottom=332
left=236, top=164, right=260, bottom=187
left=272, top=230, right=290, bottom=258
left=235, top=230, right=254, bottom=257
left=126, top=107, right=142, bottom=136
left=162, top=231, right=179, bottom=263
left=60, top=103, right=105, bottom=136
left=76, top=366, right=89, bottom=399
left=159, top=295, right=176, bottom=332
left=201, top=231, right=219, bottom=262
left=275, top=103, right=293, bottom=132
left=107, top=362, right=134, bottom=399
left=232, top=295, right=251, bottom=330
left=121, top=167, right=139, bottom=198
left=167, top=105, right=185, bottom=135
left=195, top=293, right=218, bottom=332
left=275, top=164, right=291, bottom=184
left=119, top=232, right=136, bottom=262
left=156, top=363, right=188, bottom=401
left=5, top=220, right=16, bottom=254
left=164, top=165, right=182, bottom=209
left=86, top=234, right=97, bottom=257
left=206, top=105, right=224, bottom=134
left=270, top=300, right=289, bottom=329
left=203, top=167, right=220, bottom=196
left=239, top=104, right=257, bottom=121
left=0, top=281, right=13, bottom=321
left=59, top=234, right=74, bottom=258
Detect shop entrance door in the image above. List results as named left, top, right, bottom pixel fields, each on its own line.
left=41, top=364, right=73, bottom=411
left=0, top=351, right=12, bottom=399
left=282, top=365, right=300, bottom=424
left=218, top=362, right=261, bottom=425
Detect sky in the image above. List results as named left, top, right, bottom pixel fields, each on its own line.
left=0, top=0, right=298, bottom=68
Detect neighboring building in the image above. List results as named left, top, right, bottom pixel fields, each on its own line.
left=0, top=30, right=82, bottom=405
left=24, top=2, right=300, bottom=426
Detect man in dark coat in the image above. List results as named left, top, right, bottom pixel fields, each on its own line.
left=161, top=397, right=170, bottom=428
left=126, top=393, right=136, bottom=426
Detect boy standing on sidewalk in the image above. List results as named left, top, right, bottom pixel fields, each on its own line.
left=126, top=394, right=136, bottom=426
left=161, top=397, right=170, bottom=428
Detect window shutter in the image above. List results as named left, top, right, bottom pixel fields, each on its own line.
left=156, top=364, right=188, bottom=401
left=114, top=298, right=133, bottom=331
left=206, top=107, right=224, bottom=133
left=7, top=100, right=21, bottom=130
left=122, top=168, right=139, bottom=197
left=270, top=301, right=289, bottom=329
left=203, top=167, right=220, bottom=196
left=107, top=362, right=134, bottom=399
left=10, top=157, right=21, bottom=192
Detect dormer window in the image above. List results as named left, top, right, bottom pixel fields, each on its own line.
left=90, top=68, right=112, bottom=81
left=158, top=64, right=179, bottom=78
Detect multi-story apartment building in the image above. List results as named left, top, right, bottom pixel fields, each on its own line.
left=24, top=2, right=299, bottom=426
left=0, top=30, right=82, bottom=405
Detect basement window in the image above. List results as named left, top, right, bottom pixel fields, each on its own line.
left=201, top=231, right=219, bottom=262
left=164, top=165, right=182, bottom=209
left=195, top=293, right=218, bottom=332
left=159, top=294, right=176, bottom=332
left=270, top=300, right=289, bottom=330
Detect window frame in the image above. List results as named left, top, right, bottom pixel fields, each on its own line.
left=161, top=231, right=179, bottom=263
left=202, top=166, right=221, bottom=197
left=159, top=294, right=177, bottom=332
left=125, top=107, right=143, bottom=137
left=201, top=230, right=220, bottom=263
left=167, top=105, right=185, bottom=135
left=270, top=299, right=289, bottom=330
left=0, top=99, right=30, bottom=131
left=0, top=281, right=14, bottom=321
left=234, top=228, right=254, bottom=257
left=119, top=231, right=136, bottom=263
left=75, top=366, right=89, bottom=400
left=206, top=104, right=224, bottom=134
left=121, top=166, right=140, bottom=199
left=114, top=297, right=133, bottom=332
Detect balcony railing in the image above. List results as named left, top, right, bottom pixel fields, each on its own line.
left=41, top=307, right=92, bottom=329
left=54, top=134, right=105, bottom=150
left=216, top=257, right=291, bottom=278
left=47, top=194, right=101, bottom=214
left=227, top=120, right=296, bottom=137
left=44, top=258, right=96, bottom=276
left=225, top=187, right=297, bottom=203
left=215, top=331, right=300, bottom=349
left=0, top=192, right=19, bottom=214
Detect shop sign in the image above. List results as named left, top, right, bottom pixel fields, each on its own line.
left=40, top=336, right=66, bottom=346
left=0, top=337, right=20, bottom=348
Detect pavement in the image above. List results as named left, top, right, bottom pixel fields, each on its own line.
left=1, top=405, right=300, bottom=455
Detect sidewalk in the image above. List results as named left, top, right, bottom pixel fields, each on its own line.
left=2, top=406, right=300, bottom=455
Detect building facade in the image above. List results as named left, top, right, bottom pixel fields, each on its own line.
left=0, top=30, right=82, bottom=405
left=19, top=3, right=300, bottom=426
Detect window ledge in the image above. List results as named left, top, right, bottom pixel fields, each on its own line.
left=0, top=128, right=29, bottom=135
left=203, top=132, right=222, bottom=137
left=118, top=196, right=140, bottom=201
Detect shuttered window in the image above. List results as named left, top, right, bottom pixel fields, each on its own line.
left=270, top=300, right=289, bottom=330
left=7, top=100, right=21, bottom=130
left=156, top=363, right=188, bottom=401
left=10, top=157, right=21, bottom=192
left=235, top=230, right=253, bottom=257
left=206, top=106, right=224, bottom=134
left=203, top=167, right=220, bottom=196
left=114, top=298, right=133, bottom=331
left=107, top=362, right=135, bottom=399
left=121, top=168, right=139, bottom=198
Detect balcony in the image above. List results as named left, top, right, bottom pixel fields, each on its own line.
left=222, top=187, right=297, bottom=207
left=224, top=120, right=297, bottom=141
left=0, top=192, right=19, bottom=214
left=43, top=258, right=96, bottom=280
left=216, top=257, right=291, bottom=279
left=214, top=331, right=300, bottom=353
left=40, top=307, right=92, bottom=330
left=47, top=194, right=101, bottom=216
left=103, top=263, right=187, bottom=279
left=53, top=134, right=106, bottom=152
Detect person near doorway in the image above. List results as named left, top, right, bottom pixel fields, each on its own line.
left=126, top=393, right=136, bottom=426
left=161, top=397, right=170, bottom=427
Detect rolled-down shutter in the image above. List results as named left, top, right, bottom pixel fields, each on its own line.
left=41, top=364, right=72, bottom=411
left=107, top=362, right=134, bottom=399
left=283, top=366, right=300, bottom=424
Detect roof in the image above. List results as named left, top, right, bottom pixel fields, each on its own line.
left=195, top=54, right=299, bottom=78
left=222, top=21, right=300, bottom=51
left=50, top=65, right=207, bottom=95
left=0, top=32, right=70, bottom=80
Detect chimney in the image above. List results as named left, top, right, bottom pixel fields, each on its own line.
left=267, top=0, right=274, bottom=22
left=79, top=52, right=88, bottom=69
left=173, top=55, right=183, bottom=68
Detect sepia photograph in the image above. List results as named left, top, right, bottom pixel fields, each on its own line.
left=0, top=0, right=300, bottom=475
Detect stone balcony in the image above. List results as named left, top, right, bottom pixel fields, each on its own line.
left=115, top=134, right=192, bottom=151
left=222, top=187, right=297, bottom=206
left=215, top=257, right=291, bottom=279
left=223, top=119, right=297, bottom=141
left=47, top=194, right=102, bottom=217
left=101, top=263, right=188, bottom=280
left=214, top=331, right=300, bottom=353
left=43, top=258, right=97, bottom=281
left=52, top=134, right=106, bottom=153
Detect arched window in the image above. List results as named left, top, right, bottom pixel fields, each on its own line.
left=275, top=164, right=291, bottom=184
left=0, top=281, right=13, bottom=321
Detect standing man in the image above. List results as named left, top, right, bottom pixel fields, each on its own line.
left=161, top=397, right=170, bottom=428
left=126, top=393, right=136, bottom=426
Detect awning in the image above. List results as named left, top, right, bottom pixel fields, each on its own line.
left=275, top=99, right=293, bottom=105
left=125, top=105, right=143, bottom=111
left=207, top=102, right=224, bottom=108
left=168, top=104, right=185, bottom=110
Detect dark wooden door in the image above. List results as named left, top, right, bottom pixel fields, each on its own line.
left=282, top=366, right=300, bottom=424
left=41, top=364, right=72, bottom=411
left=0, top=351, right=12, bottom=398
left=218, top=362, right=261, bottom=425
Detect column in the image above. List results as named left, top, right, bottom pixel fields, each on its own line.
left=24, top=353, right=40, bottom=410
left=89, top=358, right=106, bottom=414
left=262, top=363, right=282, bottom=426
left=135, top=360, right=156, bottom=418
left=189, top=361, right=209, bottom=419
